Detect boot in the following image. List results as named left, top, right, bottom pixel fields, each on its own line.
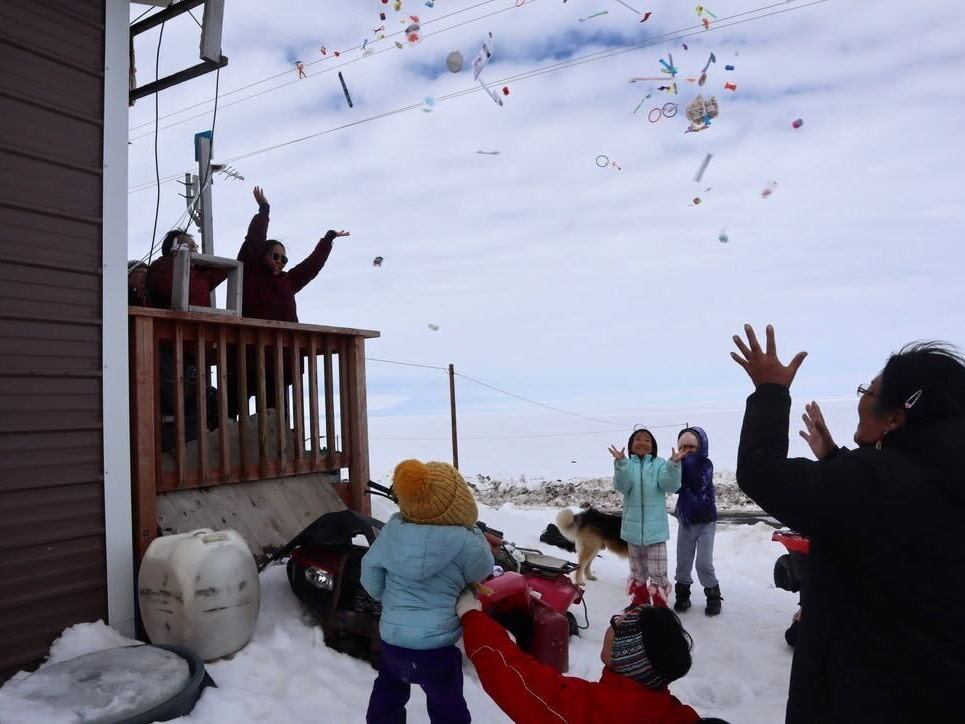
left=673, top=583, right=692, bottom=613
left=650, top=584, right=669, bottom=609
left=704, top=584, right=722, bottom=616
left=630, top=581, right=651, bottom=607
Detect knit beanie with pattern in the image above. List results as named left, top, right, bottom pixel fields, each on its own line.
left=609, top=605, right=692, bottom=688
left=392, top=459, right=478, bottom=528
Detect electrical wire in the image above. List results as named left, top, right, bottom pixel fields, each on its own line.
left=131, top=64, right=222, bottom=272
left=130, top=5, right=157, bottom=26
left=127, top=0, right=508, bottom=133
left=147, top=15, right=168, bottom=264
left=127, top=0, right=831, bottom=194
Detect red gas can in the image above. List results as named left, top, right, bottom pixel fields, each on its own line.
left=530, top=600, right=571, bottom=673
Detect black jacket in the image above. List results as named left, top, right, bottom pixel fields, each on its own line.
left=737, top=384, right=965, bottom=724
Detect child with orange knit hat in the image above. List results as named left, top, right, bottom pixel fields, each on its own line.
left=361, top=459, right=494, bottom=724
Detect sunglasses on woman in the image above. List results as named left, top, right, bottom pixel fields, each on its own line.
left=271, top=252, right=288, bottom=265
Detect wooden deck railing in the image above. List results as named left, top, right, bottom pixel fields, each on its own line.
left=129, top=307, right=380, bottom=559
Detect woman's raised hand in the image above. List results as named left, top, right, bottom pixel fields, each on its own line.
left=731, top=324, right=807, bottom=388
left=800, top=400, right=837, bottom=460
left=608, top=445, right=626, bottom=460
left=328, top=229, right=351, bottom=238
left=669, top=447, right=691, bottom=464
left=253, top=186, right=269, bottom=207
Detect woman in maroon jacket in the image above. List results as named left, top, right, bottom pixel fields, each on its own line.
left=229, top=187, right=349, bottom=416
left=238, top=186, right=349, bottom=322
left=146, top=230, right=228, bottom=309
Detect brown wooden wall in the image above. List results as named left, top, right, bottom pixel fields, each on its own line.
left=0, top=0, right=108, bottom=679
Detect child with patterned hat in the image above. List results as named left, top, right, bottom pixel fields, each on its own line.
left=458, top=596, right=717, bottom=723
left=361, top=459, right=494, bottom=724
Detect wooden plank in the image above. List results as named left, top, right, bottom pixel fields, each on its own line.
left=128, top=306, right=380, bottom=339
left=173, top=324, right=186, bottom=488
left=290, top=332, right=304, bottom=471
left=338, top=336, right=351, bottom=467
left=195, top=324, right=208, bottom=486
left=323, top=340, right=336, bottom=472
left=255, top=332, right=268, bottom=478
left=236, top=331, right=249, bottom=481
left=217, top=327, right=229, bottom=481
left=307, top=335, right=320, bottom=469
left=274, top=330, right=286, bottom=473
left=346, top=336, right=371, bottom=515
left=130, top=315, right=157, bottom=563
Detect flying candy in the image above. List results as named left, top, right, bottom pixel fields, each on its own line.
left=446, top=51, right=464, bottom=73
left=761, top=181, right=778, bottom=198
left=718, top=230, right=729, bottom=243
left=685, top=95, right=718, bottom=132
left=338, top=71, right=353, bottom=108
left=693, top=153, right=713, bottom=183
left=579, top=10, right=609, bottom=21
left=724, top=82, right=738, bottom=91
left=373, top=256, right=384, bottom=267
left=792, top=118, right=804, bottom=128
left=725, top=64, right=735, bottom=70
left=428, top=324, right=440, bottom=331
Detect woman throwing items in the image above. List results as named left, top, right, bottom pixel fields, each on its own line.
left=238, top=186, right=349, bottom=322
left=610, top=429, right=688, bottom=608
left=731, top=324, right=965, bottom=723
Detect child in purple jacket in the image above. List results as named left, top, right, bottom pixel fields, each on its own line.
left=672, top=427, right=722, bottom=616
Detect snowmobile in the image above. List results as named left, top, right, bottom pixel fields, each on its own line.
left=772, top=530, right=810, bottom=647
left=274, top=481, right=585, bottom=670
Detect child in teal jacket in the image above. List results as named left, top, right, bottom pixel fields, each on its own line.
left=361, top=459, right=494, bottom=724
left=610, top=428, right=686, bottom=607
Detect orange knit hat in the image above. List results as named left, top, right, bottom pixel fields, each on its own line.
left=392, top=459, right=478, bottom=528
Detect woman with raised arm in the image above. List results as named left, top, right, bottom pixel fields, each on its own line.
left=732, top=324, right=965, bottom=723
left=238, top=186, right=349, bottom=322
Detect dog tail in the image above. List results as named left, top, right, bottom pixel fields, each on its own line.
left=555, top=508, right=577, bottom=540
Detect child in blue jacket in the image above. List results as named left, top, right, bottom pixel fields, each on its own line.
left=610, top=428, right=687, bottom=607
left=361, top=459, right=494, bottom=724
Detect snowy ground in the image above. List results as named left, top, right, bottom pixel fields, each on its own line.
left=1, top=490, right=795, bottom=724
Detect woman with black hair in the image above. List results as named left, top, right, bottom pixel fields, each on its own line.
left=732, top=325, right=965, bottom=723
left=145, top=230, right=228, bottom=309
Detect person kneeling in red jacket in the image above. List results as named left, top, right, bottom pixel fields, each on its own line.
left=458, top=593, right=726, bottom=724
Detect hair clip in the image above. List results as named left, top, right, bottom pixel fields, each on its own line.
left=904, top=390, right=923, bottom=409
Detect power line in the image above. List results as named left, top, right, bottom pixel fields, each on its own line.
left=147, top=15, right=167, bottom=264
left=128, top=0, right=831, bottom=194
left=454, top=372, right=630, bottom=427
left=366, top=357, right=447, bottom=371
left=127, top=0, right=509, bottom=135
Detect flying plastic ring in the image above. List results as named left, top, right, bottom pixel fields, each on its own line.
left=595, top=155, right=610, bottom=167
left=648, top=102, right=679, bottom=123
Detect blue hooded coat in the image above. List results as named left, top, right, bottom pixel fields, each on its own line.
left=673, top=426, right=717, bottom=525
left=360, top=513, right=494, bottom=650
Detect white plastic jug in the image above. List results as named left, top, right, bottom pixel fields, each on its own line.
left=138, top=529, right=260, bottom=661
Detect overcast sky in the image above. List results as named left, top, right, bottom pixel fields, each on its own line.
left=127, top=0, right=965, bottom=478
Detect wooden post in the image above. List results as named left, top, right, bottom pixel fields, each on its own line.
left=274, top=331, right=286, bottom=471
left=195, top=324, right=208, bottom=484
left=449, top=363, right=459, bottom=470
left=308, top=335, right=320, bottom=468
left=217, top=326, right=229, bottom=481
left=173, top=323, right=186, bottom=487
left=256, top=333, right=268, bottom=477
left=323, top=342, right=336, bottom=471
left=131, top=316, right=158, bottom=563
left=236, top=333, right=249, bottom=480
left=346, top=336, right=371, bottom=515
left=290, top=332, right=304, bottom=471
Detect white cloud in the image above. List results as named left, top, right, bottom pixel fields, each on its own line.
left=128, top=0, right=965, bottom=475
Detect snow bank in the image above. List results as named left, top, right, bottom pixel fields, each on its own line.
left=3, top=497, right=793, bottom=723
left=472, top=471, right=758, bottom=511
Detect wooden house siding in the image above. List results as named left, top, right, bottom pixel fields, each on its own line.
left=0, top=0, right=108, bottom=679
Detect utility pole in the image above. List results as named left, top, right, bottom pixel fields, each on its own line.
left=194, top=130, right=215, bottom=256
left=448, top=364, right=459, bottom=470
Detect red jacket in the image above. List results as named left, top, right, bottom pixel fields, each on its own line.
left=238, top=204, right=334, bottom=322
left=146, top=254, right=227, bottom=309
left=463, top=611, right=701, bottom=724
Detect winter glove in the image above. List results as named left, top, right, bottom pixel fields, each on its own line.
left=456, top=589, right=482, bottom=618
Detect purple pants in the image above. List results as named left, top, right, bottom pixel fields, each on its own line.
left=366, top=640, right=471, bottom=724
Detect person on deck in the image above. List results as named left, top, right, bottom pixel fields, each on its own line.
left=731, top=324, right=965, bottom=723
left=146, top=230, right=227, bottom=309
left=237, top=186, right=349, bottom=322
